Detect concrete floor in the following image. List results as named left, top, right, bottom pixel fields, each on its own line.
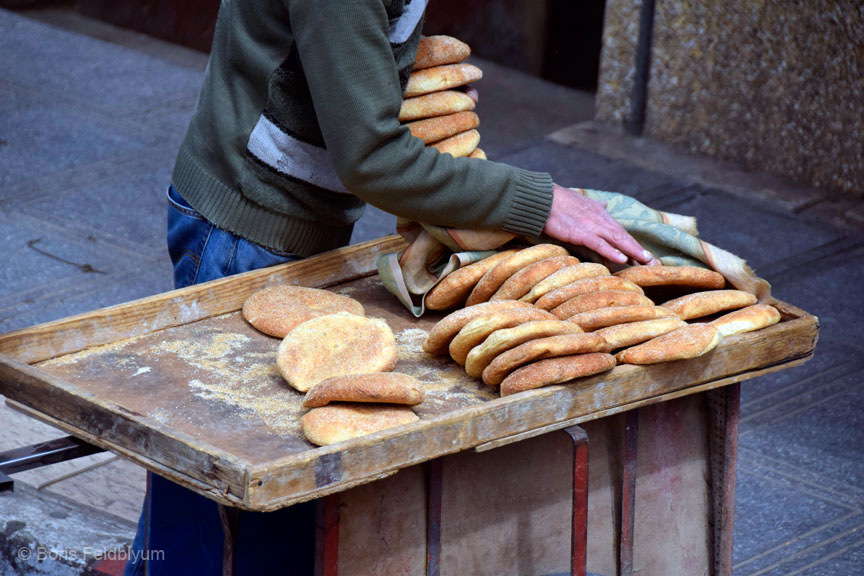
left=1, top=8, right=863, bottom=575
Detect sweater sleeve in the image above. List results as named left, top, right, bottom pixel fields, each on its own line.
left=287, top=0, right=553, bottom=237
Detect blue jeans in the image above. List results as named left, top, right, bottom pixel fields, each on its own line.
left=125, top=188, right=316, bottom=576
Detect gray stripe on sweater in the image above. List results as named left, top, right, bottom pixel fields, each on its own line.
left=389, top=0, right=428, bottom=44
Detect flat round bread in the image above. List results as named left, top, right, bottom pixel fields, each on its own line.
left=425, top=249, right=520, bottom=311
left=432, top=129, right=481, bottom=158
left=302, top=373, right=425, bottom=408
left=500, top=353, right=617, bottom=397
left=551, top=291, right=654, bottom=319
left=520, top=263, right=610, bottom=304
left=535, top=276, right=644, bottom=310
left=710, top=304, right=781, bottom=337
left=414, top=35, right=472, bottom=70
left=616, top=324, right=722, bottom=365
left=399, top=90, right=476, bottom=122
left=405, top=63, right=484, bottom=98
left=482, top=333, right=608, bottom=386
left=242, top=285, right=364, bottom=338
left=567, top=305, right=677, bottom=331
left=448, top=307, right=556, bottom=365
left=406, top=111, right=479, bottom=144
left=615, top=265, right=725, bottom=289
left=302, top=405, right=419, bottom=446
left=468, top=148, right=487, bottom=160
left=278, top=312, right=398, bottom=392
left=490, top=255, right=581, bottom=301
left=464, top=319, right=582, bottom=378
left=595, top=317, right=687, bottom=351
left=423, top=300, right=534, bottom=355
left=466, top=244, right=570, bottom=306
left=660, top=290, right=758, bottom=320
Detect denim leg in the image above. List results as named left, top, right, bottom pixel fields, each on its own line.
left=125, top=187, right=314, bottom=576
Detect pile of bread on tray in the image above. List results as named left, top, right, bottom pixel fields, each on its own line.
left=422, top=244, right=781, bottom=396
left=401, top=36, right=487, bottom=159
left=241, top=286, right=424, bottom=446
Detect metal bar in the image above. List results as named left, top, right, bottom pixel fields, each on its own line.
left=0, top=436, right=103, bottom=475
left=626, top=0, right=657, bottom=136
left=619, top=410, right=639, bottom=576
left=218, top=504, right=240, bottom=576
left=562, top=425, right=589, bottom=576
left=426, top=458, right=444, bottom=576
left=315, top=494, right=340, bottom=576
left=0, top=470, right=12, bottom=494
left=708, top=384, right=741, bottom=576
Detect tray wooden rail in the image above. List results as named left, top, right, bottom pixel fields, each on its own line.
left=0, top=236, right=818, bottom=511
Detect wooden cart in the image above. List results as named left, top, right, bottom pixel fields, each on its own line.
left=0, top=237, right=818, bottom=576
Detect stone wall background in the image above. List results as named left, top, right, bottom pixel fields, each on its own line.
left=597, top=0, right=864, bottom=196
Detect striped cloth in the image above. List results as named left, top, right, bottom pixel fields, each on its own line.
left=377, top=188, right=772, bottom=317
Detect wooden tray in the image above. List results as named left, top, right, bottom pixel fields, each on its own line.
left=0, top=236, right=818, bottom=511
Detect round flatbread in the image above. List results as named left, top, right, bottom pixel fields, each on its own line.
left=594, top=317, right=687, bottom=351
left=302, top=405, right=419, bottom=446
left=431, top=129, right=481, bottom=158
left=302, top=373, right=425, bottom=408
left=567, top=305, right=677, bottom=332
left=423, top=300, right=534, bottom=355
left=464, top=319, right=582, bottom=378
left=242, top=285, right=364, bottom=338
left=490, top=255, right=581, bottom=301
left=551, top=291, right=654, bottom=319
left=710, top=304, right=781, bottom=337
left=535, top=276, right=644, bottom=310
left=414, top=35, right=472, bottom=70
left=448, top=307, right=556, bottom=365
left=406, top=111, right=479, bottom=144
left=468, top=148, right=487, bottom=160
left=482, top=333, right=608, bottom=386
left=616, top=324, right=722, bottom=365
left=404, top=63, right=484, bottom=98
left=615, top=265, right=725, bottom=289
left=499, top=353, right=617, bottom=397
left=278, top=312, right=398, bottom=392
left=399, top=90, right=476, bottom=122
left=425, top=249, right=519, bottom=311
left=660, top=290, right=758, bottom=320
left=466, top=244, right=570, bottom=306
left=520, top=263, right=610, bottom=304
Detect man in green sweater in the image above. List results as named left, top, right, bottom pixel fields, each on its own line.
left=127, top=0, right=653, bottom=574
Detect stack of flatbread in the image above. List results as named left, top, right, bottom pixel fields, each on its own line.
left=422, top=246, right=782, bottom=396
left=242, top=286, right=425, bottom=446
left=401, top=36, right=487, bottom=159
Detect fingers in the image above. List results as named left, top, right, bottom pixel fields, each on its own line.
left=600, top=226, right=653, bottom=264
left=463, top=85, right=479, bottom=103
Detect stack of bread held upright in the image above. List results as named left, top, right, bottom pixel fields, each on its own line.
left=401, top=36, right=487, bottom=159
left=242, top=286, right=425, bottom=446
left=422, top=244, right=781, bottom=397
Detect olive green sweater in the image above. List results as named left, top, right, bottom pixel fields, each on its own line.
left=172, top=0, right=554, bottom=256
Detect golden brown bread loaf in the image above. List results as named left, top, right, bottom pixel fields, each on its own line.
left=710, top=304, right=781, bottom=337
left=405, top=111, right=479, bottom=144
left=594, top=317, right=687, bottom=351
left=404, top=63, right=483, bottom=98
left=481, top=333, right=608, bottom=386
left=413, top=35, right=472, bottom=70
left=615, top=323, right=722, bottom=365
left=242, top=285, right=364, bottom=338
left=499, top=353, right=617, bottom=396
left=466, top=244, right=570, bottom=306
left=567, top=305, right=677, bottom=331
left=468, top=148, right=487, bottom=160
left=551, top=291, right=654, bottom=319
left=490, top=255, right=581, bottom=301
left=423, top=300, right=534, bottom=355
left=519, top=263, right=611, bottom=304
left=277, top=312, right=398, bottom=392
left=399, top=90, right=476, bottom=122
left=615, top=265, right=726, bottom=289
left=425, top=250, right=519, bottom=311
left=302, top=405, right=419, bottom=446
left=534, top=276, right=644, bottom=310
left=660, top=290, right=758, bottom=320
left=464, top=319, right=582, bottom=378
left=431, top=129, right=481, bottom=157
left=448, top=308, right=556, bottom=365
left=302, top=373, right=425, bottom=408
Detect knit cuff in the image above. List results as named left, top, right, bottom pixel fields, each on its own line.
left=501, top=169, right=555, bottom=238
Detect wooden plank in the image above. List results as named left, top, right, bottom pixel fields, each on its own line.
left=0, top=235, right=406, bottom=364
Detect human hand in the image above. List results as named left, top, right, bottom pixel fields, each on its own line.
left=543, top=184, right=655, bottom=265
left=463, top=85, right=479, bottom=104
